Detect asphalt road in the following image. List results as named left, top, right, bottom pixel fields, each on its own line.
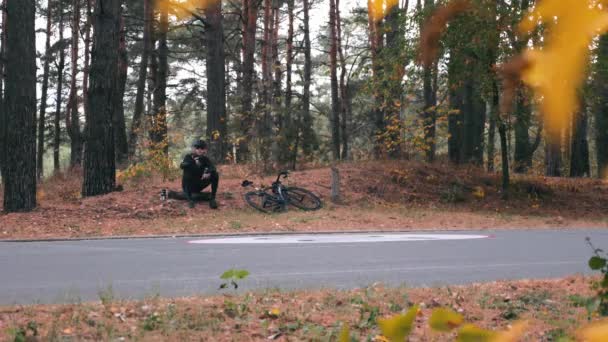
left=1, top=229, right=607, bottom=305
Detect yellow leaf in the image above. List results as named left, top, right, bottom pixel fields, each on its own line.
left=457, top=324, right=496, bottom=342
left=578, top=320, right=608, bottom=342
left=338, top=323, right=350, bottom=342
left=429, top=308, right=464, bottom=332
left=491, top=321, right=528, bottom=342
left=377, top=305, right=419, bottom=342
left=519, top=0, right=608, bottom=139
left=269, top=307, right=280, bottom=317
left=369, top=0, right=399, bottom=22
left=472, top=186, right=485, bottom=200
left=373, top=335, right=390, bottom=342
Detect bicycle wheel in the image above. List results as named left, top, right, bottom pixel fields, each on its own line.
left=244, top=190, right=286, bottom=213
left=284, top=187, right=322, bottom=211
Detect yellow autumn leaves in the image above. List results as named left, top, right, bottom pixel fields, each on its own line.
left=339, top=306, right=608, bottom=341
left=518, top=0, right=608, bottom=138
left=368, top=0, right=400, bottom=21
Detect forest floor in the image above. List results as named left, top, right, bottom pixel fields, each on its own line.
left=1, top=160, right=607, bottom=240
left=0, top=276, right=602, bottom=341
left=2, top=162, right=608, bottom=340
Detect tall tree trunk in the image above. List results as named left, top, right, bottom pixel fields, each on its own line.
left=595, top=33, right=608, bottom=178
left=336, top=0, right=349, bottom=160
left=279, top=0, right=295, bottom=164
left=151, top=1, right=168, bottom=155
left=38, top=2, right=53, bottom=180
left=329, top=0, right=341, bottom=161
left=368, top=0, right=383, bottom=158
left=83, top=0, right=92, bottom=124
left=115, top=14, right=129, bottom=165
left=422, top=0, right=437, bottom=163
left=0, top=0, right=6, bottom=181
left=570, top=104, right=590, bottom=177
left=205, top=0, right=227, bottom=162
left=498, top=117, right=510, bottom=192
left=301, top=0, right=315, bottom=157
left=259, top=0, right=272, bottom=168
left=67, top=0, right=83, bottom=168
left=82, top=0, right=121, bottom=197
left=3, top=0, right=37, bottom=212
left=239, top=0, right=258, bottom=162
left=128, top=0, right=151, bottom=159
left=54, top=6, right=66, bottom=172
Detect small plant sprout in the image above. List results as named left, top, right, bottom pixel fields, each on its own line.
left=219, top=269, right=250, bottom=290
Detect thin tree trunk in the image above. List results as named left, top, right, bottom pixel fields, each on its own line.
left=239, top=0, right=258, bottom=162
left=205, top=0, right=227, bottom=162
left=3, top=0, right=37, bottom=212
left=151, top=1, right=168, bottom=155
left=82, top=0, right=121, bottom=197
left=498, top=118, right=510, bottom=193
left=259, top=0, right=272, bottom=168
left=329, top=0, right=341, bottom=161
left=54, top=6, right=66, bottom=172
left=368, top=0, right=383, bottom=158
left=422, top=0, right=436, bottom=163
left=38, top=1, right=53, bottom=180
left=115, top=14, right=129, bottom=165
left=336, top=0, right=349, bottom=160
left=487, top=96, right=497, bottom=172
left=300, top=0, right=315, bottom=157
left=128, top=0, right=152, bottom=159
left=67, top=0, right=83, bottom=168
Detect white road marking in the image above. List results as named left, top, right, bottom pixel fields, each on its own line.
left=188, top=233, right=490, bottom=244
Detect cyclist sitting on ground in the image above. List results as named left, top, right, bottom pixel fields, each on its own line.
left=179, top=140, right=219, bottom=209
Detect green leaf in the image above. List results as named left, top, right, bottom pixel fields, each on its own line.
left=429, top=308, right=464, bottom=332
left=234, top=269, right=250, bottom=280
left=220, top=269, right=235, bottom=279
left=589, top=256, right=606, bottom=270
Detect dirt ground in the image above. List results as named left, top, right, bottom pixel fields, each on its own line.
left=1, top=161, right=607, bottom=240
left=0, top=276, right=602, bottom=341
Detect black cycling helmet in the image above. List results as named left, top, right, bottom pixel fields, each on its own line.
left=192, top=139, right=208, bottom=149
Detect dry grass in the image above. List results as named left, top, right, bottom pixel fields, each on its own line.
left=0, top=276, right=598, bottom=341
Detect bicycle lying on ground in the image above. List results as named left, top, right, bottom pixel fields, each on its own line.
left=241, top=171, right=322, bottom=213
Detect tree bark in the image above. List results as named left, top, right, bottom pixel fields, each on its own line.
left=239, top=0, right=258, bottom=162
left=150, top=1, right=168, bottom=155
left=54, top=5, right=66, bottom=172
left=329, top=0, right=341, bottom=161
left=422, top=0, right=437, bottom=163
left=259, top=0, right=272, bottom=168
left=83, top=0, right=92, bottom=125
left=336, top=0, right=349, bottom=160
left=368, top=0, right=384, bottom=158
left=0, top=0, right=6, bottom=181
left=595, top=33, right=608, bottom=178
left=115, top=14, right=129, bottom=165
left=38, top=1, right=53, bottom=180
left=3, top=0, right=37, bottom=212
left=128, top=0, right=152, bottom=159
left=205, top=0, right=227, bottom=162
left=67, top=0, right=83, bottom=168
left=300, top=0, right=315, bottom=157
left=82, top=0, right=121, bottom=197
